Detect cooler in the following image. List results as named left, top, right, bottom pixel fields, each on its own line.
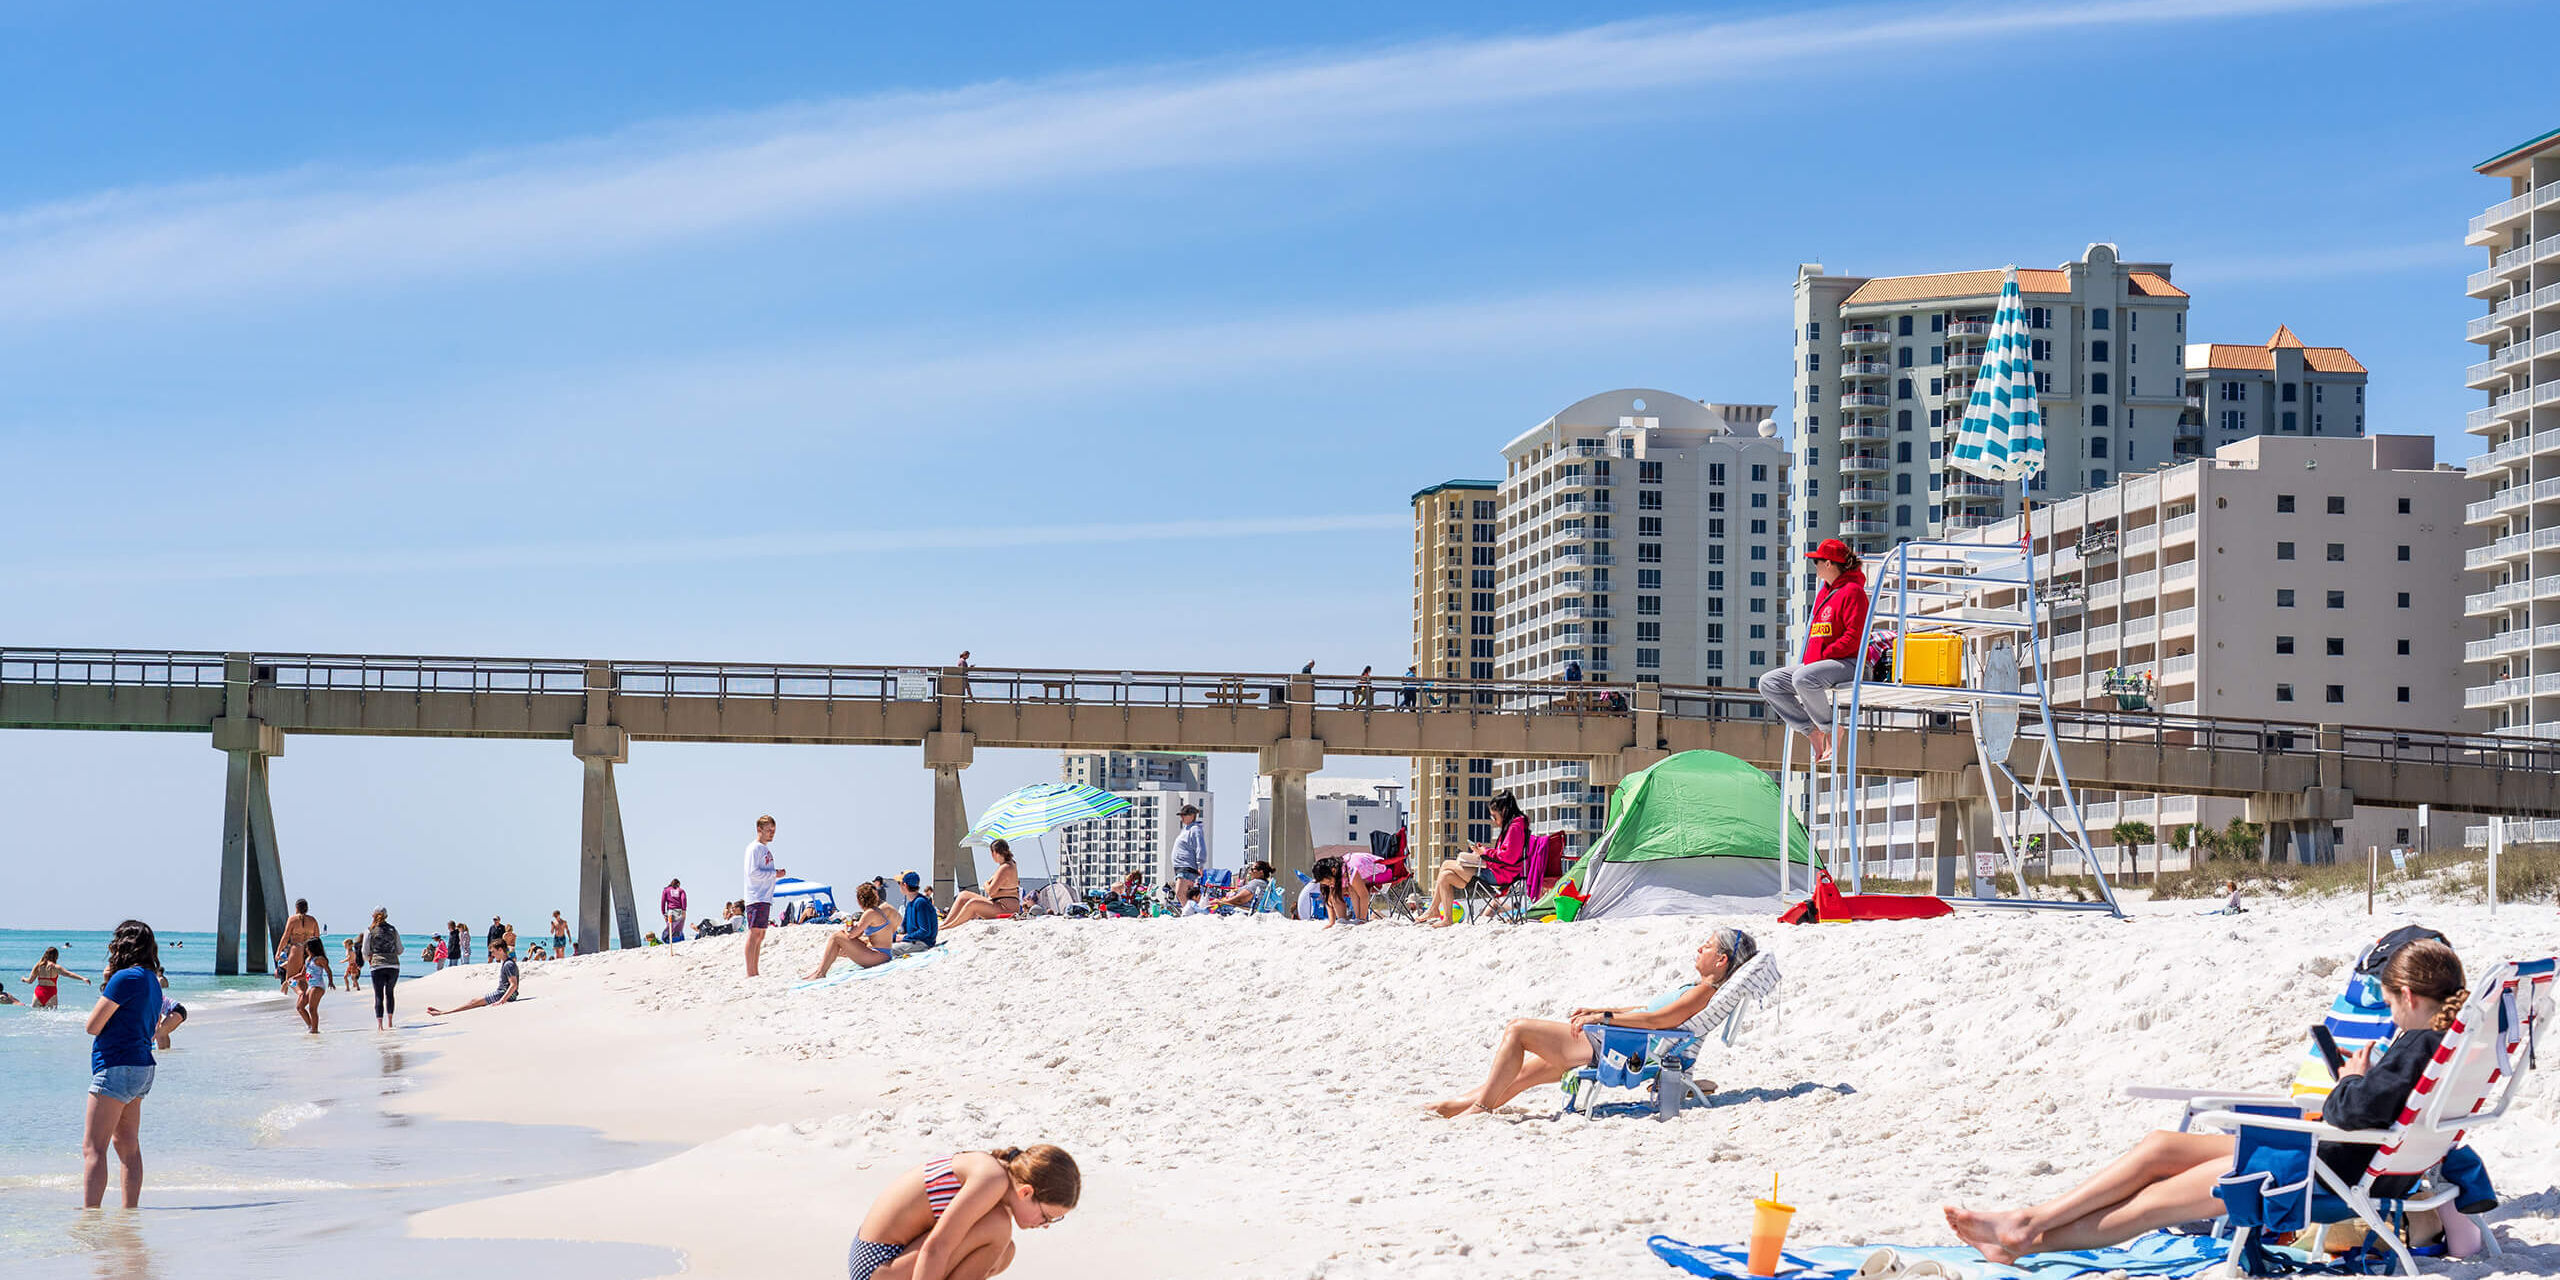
left=1896, top=632, right=1963, bottom=686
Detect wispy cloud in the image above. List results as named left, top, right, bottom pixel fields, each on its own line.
left=0, top=0, right=2402, bottom=324
left=7, top=514, right=1407, bottom=587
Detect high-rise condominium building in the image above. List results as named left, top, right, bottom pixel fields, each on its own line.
left=1791, top=244, right=2190, bottom=556
left=1493, top=389, right=1789, bottom=853
left=2180, top=327, right=2367, bottom=454
left=2462, top=126, right=2560, bottom=747
left=1244, top=777, right=1405, bottom=865
left=1852, top=435, right=2478, bottom=872
left=1054, top=750, right=1213, bottom=892
left=1409, top=479, right=1501, bottom=869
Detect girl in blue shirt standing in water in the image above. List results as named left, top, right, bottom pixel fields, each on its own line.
left=82, top=919, right=167, bottom=1209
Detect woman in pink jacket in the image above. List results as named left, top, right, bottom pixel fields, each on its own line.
left=1426, top=792, right=1526, bottom=927
left=1758, top=538, right=1868, bottom=762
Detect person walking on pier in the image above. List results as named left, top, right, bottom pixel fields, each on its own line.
left=1170, top=803, right=1208, bottom=910
left=661, top=878, right=689, bottom=943
left=743, top=815, right=785, bottom=977
left=275, top=899, right=320, bottom=990
left=1758, top=538, right=1869, bottom=764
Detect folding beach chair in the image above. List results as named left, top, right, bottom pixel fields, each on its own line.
left=1460, top=831, right=1554, bottom=924
left=1562, top=953, right=1781, bottom=1121
left=2129, top=955, right=2556, bottom=1275
left=1362, top=827, right=1418, bottom=921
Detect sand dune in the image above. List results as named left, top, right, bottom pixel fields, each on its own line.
left=400, top=893, right=2560, bottom=1278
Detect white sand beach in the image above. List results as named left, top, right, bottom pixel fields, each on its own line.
left=394, top=893, right=2560, bottom=1279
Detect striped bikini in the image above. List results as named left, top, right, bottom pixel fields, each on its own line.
left=848, top=1157, right=968, bottom=1280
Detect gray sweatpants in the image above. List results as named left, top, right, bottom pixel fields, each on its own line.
left=1758, top=659, right=1854, bottom=733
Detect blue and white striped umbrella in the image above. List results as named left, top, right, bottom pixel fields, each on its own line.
left=962, top=782, right=1131, bottom=845
left=1949, top=266, right=2045, bottom=482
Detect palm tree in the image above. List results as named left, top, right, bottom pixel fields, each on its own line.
left=2170, top=823, right=2202, bottom=867
left=2224, top=817, right=2266, bottom=864
left=2111, top=820, right=2155, bottom=881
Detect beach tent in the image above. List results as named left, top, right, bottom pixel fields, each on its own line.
left=1537, top=751, right=1817, bottom=919
left=771, top=878, right=837, bottom=920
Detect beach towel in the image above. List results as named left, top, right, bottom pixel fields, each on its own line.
left=1648, top=1231, right=2231, bottom=1280
left=1778, top=869, right=1952, bottom=924
left=791, top=947, right=945, bottom=991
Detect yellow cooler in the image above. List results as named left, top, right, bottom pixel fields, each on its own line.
left=1896, top=633, right=1964, bottom=686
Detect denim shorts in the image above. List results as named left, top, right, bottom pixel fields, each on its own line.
left=89, top=1064, right=155, bottom=1103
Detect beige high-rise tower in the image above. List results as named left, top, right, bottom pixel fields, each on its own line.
left=1409, top=479, right=1500, bottom=871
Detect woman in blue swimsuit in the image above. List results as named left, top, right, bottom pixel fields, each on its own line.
left=803, top=883, right=900, bottom=981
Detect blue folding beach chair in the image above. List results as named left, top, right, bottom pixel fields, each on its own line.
left=1562, top=953, right=1780, bottom=1121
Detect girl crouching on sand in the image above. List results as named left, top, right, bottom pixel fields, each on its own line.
left=1944, top=939, right=2468, bottom=1263
left=848, top=1144, right=1078, bottom=1280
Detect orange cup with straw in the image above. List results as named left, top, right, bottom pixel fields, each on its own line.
left=1747, top=1174, right=1795, bottom=1276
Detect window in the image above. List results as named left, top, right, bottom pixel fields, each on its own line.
left=1638, top=569, right=1663, bottom=588
left=2281, top=383, right=2297, bottom=403
left=2090, top=438, right=2109, bottom=459
left=1898, top=316, right=1914, bottom=336
left=1705, top=596, right=1724, bottom=616
left=2395, top=544, right=2409, bottom=562
left=2325, top=685, right=2344, bottom=704
left=2396, top=591, right=2409, bottom=608
left=2396, top=497, right=2410, bottom=515
left=1897, top=378, right=1914, bottom=399
left=1708, top=492, right=1725, bottom=511
left=2277, top=684, right=2294, bottom=702
left=1928, top=377, right=1943, bottom=396
left=2091, top=308, right=2109, bottom=330
left=2282, top=411, right=2297, bottom=432
left=2091, top=469, right=2109, bottom=487
left=1472, top=547, right=1494, bottom=566
left=1639, top=460, right=1663, bottom=482
left=2325, top=543, right=2344, bottom=562
left=2089, top=372, right=2109, bottom=395
left=1930, top=314, right=1945, bottom=332
left=1472, top=500, right=1495, bottom=519
left=1896, top=409, right=1912, bottom=431
left=1749, top=570, right=1767, bottom=587
left=1705, top=624, right=1723, bottom=643
left=1896, top=504, right=1912, bottom=527
left=2221, top=409, right=2247, bottom=432
left=2396, top=686, right=2411, bottom=704
left=2326, top=590, right=2344, bottom=609
left=1636, top=648, right=1662, bottom=670
left=2325, top=637, right=2344, bottom=657
left=1749, top=650, right=1768, bottom=667
left=2091, top=340, right=2110, bottom=362
left=1750, top=493, right=1767, bottom=508
left=1805, top=322, right=1820, bottom=341
left=2276, top=494, right=2295, bottom=513
left=2277, top=589, right=2296, bottom=608
left=2325, top=496, right=2344, bottom=515
left=1896, top=473, right=1912, bottom=494
left=1635, top=621, right=1661, bottom=642
left=2034, top=371, right=2051, bottom=394
left=2275, top=635, right=2295, bottom=655
left=1637, top=595, right=1661, bottom=615
left=1806, top=353, right=1821, bottom=372
left=2396, top=639, right=2410, bottom=655
left=1471, top=523, right=1495, bottom=542
left=1638, top=543, right=1662, bottom=563
left=1708, top=463, right=1725, bottom=484
left=1750, top=519, right=1767, bottom=535
left=1750, top=545, right=1767, bottom=561
left=1749, top=463, right=1768, bottom=483
left=1928, top=408, right=1942, bottom=431
left=2029, top=306, right=2051, bottom=329
left=2031, top=338, right=2051, bottom=362
left=1706, top=649, right=1724, bottom=668
left=1749, top=598, right=1767, bottom=613
left=1707, top=518, right=1725, bottom=538
left=1638, top=490, right=1663, bottom=510
left=1749, top=624, right=1765, bottom=639
left=1637, top=517, right=1662, bottom=536
left=2089, top=404, right=2109, bottom=427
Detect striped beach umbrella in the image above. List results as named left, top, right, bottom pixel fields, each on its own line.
left=962, top=782, right=1131, bottom=844
left=1949, top=266, right=2045, bottom=482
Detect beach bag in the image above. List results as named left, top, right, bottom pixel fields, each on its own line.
left=1865, top=630, right=1897, bottom=682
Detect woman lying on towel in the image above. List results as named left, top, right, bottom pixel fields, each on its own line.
left=1426, top=927, right=1758, bottom=1118
left=1944, top=939, right=2467, bottom=1263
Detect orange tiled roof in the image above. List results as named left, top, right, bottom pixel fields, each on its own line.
left=2191, top=326, right=2364, bottom=374
left=1843, top=268, right=2070, bottom=305
left=2127, top=271, right=2187, bottom=298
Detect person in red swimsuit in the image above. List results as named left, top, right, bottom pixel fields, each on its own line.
left=27, top=947, right=90, bottom=1009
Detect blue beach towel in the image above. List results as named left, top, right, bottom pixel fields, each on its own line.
left=790, top=946, right=945, bottom=991
left=1649, top=1231, right=2233, bottom=1280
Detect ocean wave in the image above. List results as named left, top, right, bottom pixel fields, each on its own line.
left=256, top=1101, right=327, bottom=1139
left=0, top=1172, right=352, bottom=1192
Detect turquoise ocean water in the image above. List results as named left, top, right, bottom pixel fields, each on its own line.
left=0, top=927, right=675, bottom=1278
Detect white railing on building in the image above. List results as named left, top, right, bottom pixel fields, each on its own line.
left=2160, top=607, right=2197, bottom=632
left=2160, top=513, right=2198, bottom=540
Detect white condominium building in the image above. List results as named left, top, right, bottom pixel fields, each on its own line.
left=1054, top=750, right=1212, bottom=892
left=1244, top=777, right=1405, bottom=865
left=2181, top=327, right=2368, bottom=454
left=1410, top=480, right=1502, bottom=867
left=1889, top=435, right=2480, bottom=871
left=1494, top=389, right=1790, bottom=853
left=1791, top=244, right=2190, bottom=555
left=2462, top=126, right=2560, bottom=747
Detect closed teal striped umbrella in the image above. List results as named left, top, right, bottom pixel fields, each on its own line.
left=962, top=782, right=1131, bottom=844
left=1950, top=266, right=2046, bottom=483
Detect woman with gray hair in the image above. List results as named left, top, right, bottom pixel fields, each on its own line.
left=1427, top=927, right=1760, bottom=1118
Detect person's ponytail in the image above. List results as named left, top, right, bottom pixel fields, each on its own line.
left=2431, top=988, right=2468, bottom=1034
left=988, top=1144, right=1081, bottom=1209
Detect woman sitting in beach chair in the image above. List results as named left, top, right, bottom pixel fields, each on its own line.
left=1215, top=861, right=1285, bottom=913
left=1428, top=927, right=1760, bottom=1118
left=1943, top=938, right=2469, bottom=1265
left=944, top=840, right=1023, bottom=927
left=1427, top=792, right=1527, bottom=927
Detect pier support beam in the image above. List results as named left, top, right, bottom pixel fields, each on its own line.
left=926, top=731, right=978, bottom=901
left=573, top=664, right=640, bottom=955
left=212, top=653, right=288, bottom=976
left=1259, top=736, right=1324, bottom=885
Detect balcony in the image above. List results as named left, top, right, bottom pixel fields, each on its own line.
left=1838, top=516, right=1889, bottom=536
left=1946, top=319, right=1992, bottom=338
left=2469, top=183, right=2560, bottom=242
left=1945, top=478, right=2005, bottom=499
left=2183, top=394, right=2204, bottom=408
left=1838, top=420, right=1890, bottom=441
left=1551, top=551, right=1615, bottom=568
left=1556, top=498, right=1614, bottom=514
left=2161, top=653, right=2197, bottom=680
left=1838, top=453, right=1888, bottom=475
left=1838, top=485, right=1889, bottom=507
left=1840, top=328, right=1889, bottom=347
left=1946, top=512, right=2003, bottom=531
left=1838, top=390, right=1889, bottom=409
left=1838, top=359, right=1890, bottom=378
left=2159, top=607, right=2197, bottom=633
left=2159, top=513, right=2198, bottom=542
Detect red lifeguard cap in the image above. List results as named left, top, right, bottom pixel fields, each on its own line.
left=1807, top=537, right=1855, bottom=564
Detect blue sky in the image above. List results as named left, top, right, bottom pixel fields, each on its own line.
left=3, top=0, right=2550, bottom=931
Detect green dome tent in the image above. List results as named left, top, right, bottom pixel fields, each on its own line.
left=1537, top=750, right=1816, bottom=919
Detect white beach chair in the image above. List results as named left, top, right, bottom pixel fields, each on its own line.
left=1562, top=952, right=1780, bottom=1121
left=2127, top=956, right=2554, bottom=1275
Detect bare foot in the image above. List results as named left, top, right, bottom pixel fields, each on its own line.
left=1425, top=1098, right=1491, bottom=1119
left=1809, top=730, right=1833, bottom=763
left=1943, top=1206, right=2028, bottom=1265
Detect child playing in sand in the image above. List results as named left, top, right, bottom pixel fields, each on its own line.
left=292, top=937, right=333, bottom=1033
left=27, top=947, right=90, bottom=1008
left=847, top=1145, right=1079, bottom=1280
left=1944, top=939, right=2469, bottom=1263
